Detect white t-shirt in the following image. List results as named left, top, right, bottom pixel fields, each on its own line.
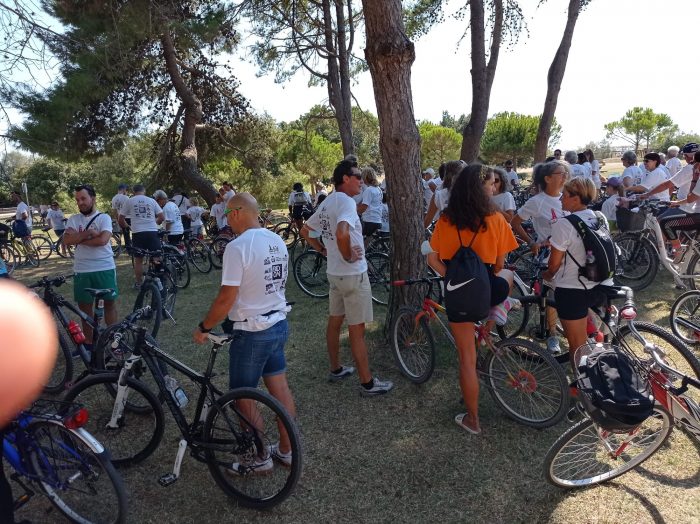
left=305, top=191, right=367, bottom=276
left=549, top=209, right=614, bottom=290
left=601, top=195, right=620, bottom=223
left=582, top=162, right=593, bottom=179
left=314, top=189, right=327, bottom=207
left=352, top=184, right=365, bottom=205
left=666, top=156, right=682, bottom=177
left=46, top=209, right=66, bottom=230
left=622, top=165, right=643, bottom=186
left=221, top=228, right=288, bottom=332
left=187, top=206, right=205, bottom=227
left=66, top=211, right=115, bottom=273
left=111, top=193, right=129, bottom=217
left=360, top=186, right=383, bottom=224
left=223, top=190, right=235, bottom=203
left=288, top=191, right=312, bottom=207
left=172, top=195, right=190, bottom=214
left=163, top=201, right=184, bottom=235
left=492, top=192, right=516, bottom=213
left=570, top=164, right=588, bottom=179
left=429, top=188, right=450, bottom=223
left=516, top=192, right=567, bottom=241
left=211, top=202, right=227, bottom=229
left=380, top=203, right=390, bottom=232
left=422, top=179, right=434, bottom=210
left=660, top=164, right=671, bottom=179
left=433, top=178, right=443, bottom=191
left=640, top=167, right=670, bottom=201
left=16, top=202, right=31, bottom=228
left=121, top=195, right=162, bottom=233
left=670, top=164, right=696, bottom=213
left=504, top=170, right=519, bottom=192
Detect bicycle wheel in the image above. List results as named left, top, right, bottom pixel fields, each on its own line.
left=204, top=387, right=302, bottom=510
left=274, top=222, right=298, bottom=249
left=0, top=243, right=18, bottom=275
left=27, top=420, right=127, bottom=523
left=133, top=281, right=162, bottom=339
left=669, top=290, right=700, bottom=345
left=684, top=251, right=700, bottom=290
left=32, top=235, right=53, bottom=261
left=110, top=233, right=122, bottom=257
left=19, top=240, right=40, bottom=267
left=483, top=337, right=568, bottom=428
left=164, top=246, right=190, bottom=289
left=509, top=249, right=537, bottom=283
left=496, top=276, right=530, bottom=340
left=390, top=306, right=436, bottom=384
left=187, top=238, right=213, bottom=273
left=366, top=251, right=391, bottom=305
left=56, top=235, right=70, bottom=258
left=617, top=322, right=700, bottom=404
left=43, top=328, right=74, bottom=395
left=210, top=236, right=230, bottom=269
left=614, top=233, right=658, bottom=291
left=543, top=405, right=672, bottom=488
left=63, top=373, right=164, bottom=467
left=293, top=250, right=329, bottom=298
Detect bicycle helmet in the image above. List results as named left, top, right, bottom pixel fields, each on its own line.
left=681, top=142, right=699, bottom=154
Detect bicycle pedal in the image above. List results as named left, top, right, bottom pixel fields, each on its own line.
left=158, top=473, right=178, bottom=487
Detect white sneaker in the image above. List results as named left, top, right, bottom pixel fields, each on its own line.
left=268, top=443, right=293, bottom=467
left=546, top=336, right=561, bottom=354
left=228, top=455, right=273, bottom=476
left=360, top=377, right=394, bottom=397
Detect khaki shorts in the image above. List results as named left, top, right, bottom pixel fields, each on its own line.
left=328, top=272, right=373, bottom=326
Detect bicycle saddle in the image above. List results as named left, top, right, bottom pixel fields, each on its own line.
left=84, top=288, right=116, bottom=298
left=207, top=333, right=234, bottom=345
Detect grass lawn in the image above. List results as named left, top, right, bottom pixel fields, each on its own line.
left=8, top=245, right=700, bottom=524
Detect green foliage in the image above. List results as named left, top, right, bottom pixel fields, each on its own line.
left=654, top=132, right=700, bottom=155
left=604, top=107, right=678, bottom=152
left=579, top=140, right=613, bottom=160
left=480, top=112, right=560, bottom=165
left=439, top=111, right=469, bottom=134
left=418, top=122, right=462, bottom=169
left=19, top=158, right=68, bottom=205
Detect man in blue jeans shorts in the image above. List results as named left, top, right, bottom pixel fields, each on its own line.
left=193, top=192, right=297, bottom=475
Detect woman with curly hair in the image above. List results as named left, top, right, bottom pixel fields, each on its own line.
left=427, top=164, right=518, bottom=434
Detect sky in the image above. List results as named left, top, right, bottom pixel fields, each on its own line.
left=230, top=0, right=698, bottom=151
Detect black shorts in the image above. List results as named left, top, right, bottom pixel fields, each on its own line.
left=132, top=231, right=161, bottom=256
left=167, top=233, right=183, bottom=244
left=291, top=205, right=310, bottom=220
left=489, top=272, right=510, bottom=307
left=554, top=286, right=607, bottom=321
left=362, top=221, right=381, bottom=237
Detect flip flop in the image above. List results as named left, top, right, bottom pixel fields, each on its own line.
left=454, top=413, right=481, bottom=435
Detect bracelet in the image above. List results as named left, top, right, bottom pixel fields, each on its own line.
left=198, top=321, right=212, bottom=333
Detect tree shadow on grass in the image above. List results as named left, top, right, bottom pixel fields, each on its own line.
left=635, top=428, right=700, bottom=488
left=607, top=483, right=667, bottom=524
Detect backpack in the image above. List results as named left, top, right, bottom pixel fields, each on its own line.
left=443, top=224, right=491, bottom=323
left=564, top=211, right=619, bottom=284
left=576, top=346, right=654, bottom=431
left=292, top=191, right=307, bottom=206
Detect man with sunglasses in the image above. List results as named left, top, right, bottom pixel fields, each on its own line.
left=301, top=159, right=393, bottom=396
left=63, top=185, right=118, bottom=343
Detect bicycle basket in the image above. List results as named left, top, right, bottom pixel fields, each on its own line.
left=574, top=342, right=654, bottom=432
left=616, top=207, right=647, bottom=233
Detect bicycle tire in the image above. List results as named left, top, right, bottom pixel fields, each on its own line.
left=204, top=387, right=302, bottom=510
left=27, top=420, right=128, bottom=523
left=293, top=249, right=329, bottom=298
left=164, top=245, right=190, bottom=289
left=133, top=281, right=162, bottom=339
left=63, top=373, right=164, bottom=467
left=669, top=289, right=700, bottom=345
left=366, top=251, right=391, bottom=305
left=617, top=322, right=700, bottom=405
left=390, top=306, right=436, bottom=384
left=543, top=405, right=672, bottom=488
left=210, top=236, right=230, bottom=269
left=19, top=240, right=40, bottom=267
left=0, top=243, right=18, bottom=275
left=614, top=233, right=659, bottom=291
left=187, top=237, right=213, bottom=273
left=32, top=235, right=53, bottom=261
left=684, top=251, right=700, bottom=291
left=55, top=235, right=71, bottom=258
left=483, top=337, right=568, bottom=428
left=161, top=268, right=178, bottom=319
left=496, top=276, right=530, bottom=340
left=43, top=329, right=74, bottom=395
left=274, top=222, right=298, bottom=249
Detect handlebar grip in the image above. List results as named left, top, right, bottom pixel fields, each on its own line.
left=392, top=280, right=406, bottom=286
left=622, top=286, right=635, bottom=311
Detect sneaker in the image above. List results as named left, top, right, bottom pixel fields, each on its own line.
left=328, top=365, right=355, bottom=382
left=268, top=443, right=293, bottom=467
left=360, top=377, right=394, bottom=397
left=487, top=303, right=508, bottom=326
left=673, top=246, right=687, bottom=264
left=546, top=336, right=561, bottom=354
left=227, top=455, right=273, bottom=476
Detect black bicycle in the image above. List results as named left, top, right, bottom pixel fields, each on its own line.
left=64, top=324, right=302, bottom=509
left=131, top=247, right=180, bottom=338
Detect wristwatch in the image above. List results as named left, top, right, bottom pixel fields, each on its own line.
left=198, top=321, right=211, bottom=333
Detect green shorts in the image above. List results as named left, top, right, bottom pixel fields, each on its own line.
left=74, top=269, right=119, bottom=304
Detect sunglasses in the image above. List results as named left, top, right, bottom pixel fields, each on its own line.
left=224, top=206, right=244, bottom=216
left=348, top=173, right=362, bottom=180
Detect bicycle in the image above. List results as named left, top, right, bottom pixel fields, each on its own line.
left=543, top=316, right=700, bottom=488
left=669, top=289, right=700, bottom=345
left=3, top=398, right=127, bottom=523
left=131, top=247, right=179, bottom=337
left=181, top=229, right=213, bottom=274
left=63, top=325, right=302, bottom=509
left=4, top=218, right=39, bottom=267
left=158, top=230, right=191, bottom=289
left=293, top=247, right=391, bottom=305
left=208, top=227, right=236, bottom=270
left=389, top=276, right=569, bottom=428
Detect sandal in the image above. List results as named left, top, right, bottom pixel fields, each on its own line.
left=454, top=413, right=481, bottom=435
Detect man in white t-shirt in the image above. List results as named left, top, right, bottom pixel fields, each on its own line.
left=171, top=190, right=191, bottom=231
left=503, top=160, right=520, bottom=192
left=186, top=197, right=205, bottom=238
left=666, top=146, right=682, bottom=177
left=46, top=201, right=67, bottom=256
left=620, top=150, right=643, bottom=187
left=118, top=184, right=164, bottom=286
left=154, top=190, right=185, bottom=244
left=10, top=191, right=32, bottom=244
left=301, top=159, right=393, bottom=397
left=111, top=184, right=131, bottom=249
left=421, top=168, right=436, bottom=211
left=193, top=193, right=298, bottom=472
left=210, top=194, right=228, bottom=234
left=63, top=184, right=118, bottom=343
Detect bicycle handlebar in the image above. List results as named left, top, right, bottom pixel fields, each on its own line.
left=28, top=274, right=74, bottom=289
left=392, top=276, right=441, bottom=287
left=642, top=336, right=700, bottom=391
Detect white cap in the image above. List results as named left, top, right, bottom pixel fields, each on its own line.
left=423, top=167, right=435, bottom=176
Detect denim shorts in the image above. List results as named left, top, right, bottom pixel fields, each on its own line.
left=228, top=319, right=288, bottom=389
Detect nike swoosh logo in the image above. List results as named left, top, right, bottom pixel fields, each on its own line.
left=445, top=278, right=474, bottom=291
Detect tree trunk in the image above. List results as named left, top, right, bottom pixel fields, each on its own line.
left=533, top=0, right=580, bottom=163
left=460, top=0, right=503, bottom=163
left=322, top=0, right=354, bottom=156
left=362, top=0, right=424, bottom=325
left=161, top=32, right=218, bottom=205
